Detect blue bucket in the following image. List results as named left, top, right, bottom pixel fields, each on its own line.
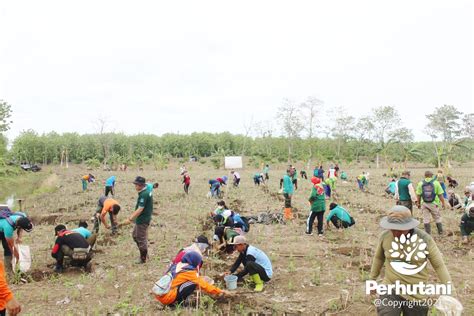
left=224, top=275, right=238, bottom=290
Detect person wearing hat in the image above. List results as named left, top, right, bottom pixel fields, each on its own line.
left=0, top=211, right=33, bottom=276
left=224, top=236, right=272, bottom=292
left=415, top=170, right=446, bottom=234
left=306, top=177, right=326, bottom=236
left=155, top=251, right=233, bottom=306
left=171, top=235, right=210, bottom=266
left=123, top=176, right=153, bottom=264
left=282, top=168, right=295, bottom=220
left=231, top=170, right=240, bottom=187
left=369, top=205, right=454, bottom=315
left=394, top=171, right=417, bottom=214
left=447, top=189, right=462, bottom=210
left=460, top=203, right=474, bottom=244
left=51, top=224, right=92, bottom=273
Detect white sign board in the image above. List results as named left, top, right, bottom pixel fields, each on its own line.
left=225, top=156, right=243, bottom=169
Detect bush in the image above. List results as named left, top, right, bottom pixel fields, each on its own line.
left=85, top=158, right=101, bottom=169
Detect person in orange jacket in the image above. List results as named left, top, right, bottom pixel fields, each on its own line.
left=155, top=251, right=233, bottom=306
left=0, top=259, right=21, bottom=315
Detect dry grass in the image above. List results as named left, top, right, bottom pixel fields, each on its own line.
left=9, top=161, right=474, bottom=315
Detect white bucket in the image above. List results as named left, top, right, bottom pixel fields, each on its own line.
left=224, top=275, right=238, bottom=290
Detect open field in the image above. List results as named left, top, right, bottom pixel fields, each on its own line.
left=7, top=161, right=474, bottom=315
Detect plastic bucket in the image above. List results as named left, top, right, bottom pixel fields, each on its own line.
left=224, top=275, right=238, bottom=290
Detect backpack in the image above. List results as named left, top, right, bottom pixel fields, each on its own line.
left=421, top=180, right=436, bottom=203
left=0, top=209, right=26, bottom=227
left=152, top=271, right=174, bottom=296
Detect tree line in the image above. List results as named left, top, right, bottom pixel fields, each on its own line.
left=1, top=100, right=473, bottom=169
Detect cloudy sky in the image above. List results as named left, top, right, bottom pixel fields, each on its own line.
left=0, top=0, right=472, bottom=142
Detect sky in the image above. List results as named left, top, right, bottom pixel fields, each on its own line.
left=0, top=0, right=472, bottom=143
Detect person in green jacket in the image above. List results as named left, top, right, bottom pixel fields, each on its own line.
left=325, top=203, right=355, bottom=229
left=282, top=169, right=295, bottom=220
left=263, top=164, right=270, bottom=180
left=123, top=176, right=153, bottom=264
left=369, top=205, right=454, bottom=316
left=306, top=177, right=326, bottom=236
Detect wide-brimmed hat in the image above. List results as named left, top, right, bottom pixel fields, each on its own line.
left=379, top=205, right=420, bottom=230
left=133, top=176, right=146, bottom=185
left=229, top=235, right=247, bottom=245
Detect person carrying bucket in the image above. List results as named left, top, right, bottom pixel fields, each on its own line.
left=224, top=236, right=272, bottom=292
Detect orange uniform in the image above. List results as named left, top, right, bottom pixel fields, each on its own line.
left=155, top=270, right=222, bottom=305
left=100, top=199, right=119, bottom=217
left=0, top=260, right=13, bottom=310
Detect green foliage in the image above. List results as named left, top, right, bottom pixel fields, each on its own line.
left=85, top=158, right=101, bottom=169
left=0, top=100, right=13, bottom=133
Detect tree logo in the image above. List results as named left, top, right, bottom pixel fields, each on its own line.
left=388, top=233, right=429, bottom=275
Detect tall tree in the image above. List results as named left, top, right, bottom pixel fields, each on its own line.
left=277, top=98, right=303, bottom=162
left=370, top=106, right=402, bottom=168
left=0, top=100, right=13, bottom=133
left=331, top=106, right=355, bottom=160
left=426, top=105, right=465, bottom=168
left=300, top=97, right=324, bottom=165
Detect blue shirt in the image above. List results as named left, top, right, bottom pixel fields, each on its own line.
left=247, top=245, right=273, bottom=278
left=105, top=176, right=116, bottom=187
left=388, top=182, right=396, bottom=194
left=72, top=227, right=92, bottom=239
left=0, top=214, right=26, bottom=238
left=146, top=183, right=154, bottom=192
left=326, top=206, right=351, bottom=223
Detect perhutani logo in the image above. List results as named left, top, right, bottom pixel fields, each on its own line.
left=389, top=233, right=429, bottom=275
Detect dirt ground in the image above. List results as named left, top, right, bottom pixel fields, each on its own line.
left=9, top=161, right=474, bottom=315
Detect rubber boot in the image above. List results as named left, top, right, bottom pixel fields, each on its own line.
left=436, top=223, right=443, bottom=235
left=4, top=256, right=13, bottom=280
left=424, top=224, right=431, bottom=235
left=251, top=274, right=264, bottom=292
left=284, top=208, right=293, bottom=220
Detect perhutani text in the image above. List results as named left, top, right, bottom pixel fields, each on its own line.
left=366, top=280, right=452, bottom=296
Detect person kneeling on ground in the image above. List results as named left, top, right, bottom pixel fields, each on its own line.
left=325, top=203, right=355, bottom=230
left=51, top=225, right=92, bottom=273
left=172, top=235, right=210, bottom=266
left=72, top=220, right=97, bottom=248
left=448, top=190, right=462, bottom=210
left=385, top=179, right=397, bottom=196
left=155, top=251, right=233, bottom=306
left=460, top=203, right=474, bottom=244
left=224, top=236, right=272, bottom=292
left=214, top=226, right=241, bottom=254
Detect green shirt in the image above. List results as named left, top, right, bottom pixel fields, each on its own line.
left=263, top=166, right=269, bottom=174
left=135, top=187, right=153, bottom=224
left=415, top=177, right=444, bottom=206
left=283, top=175, right=294, bottom=194
left=309, top=185, right=326, bottom=212
left=369, top=228, right=454, bottom=301
left=397, top=178, right=411, bottom=201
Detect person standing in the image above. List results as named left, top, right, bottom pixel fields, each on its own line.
left=416, top=171, right=446, bottom=235
left=124, top=176, right=153, bottom=264
left=182, top=172, right=191, bottom=194
left=369, top=206, right=454, bottom=316
left=436, top=170, right=448, bottom=199
left=394, top=171, right=417, bottom=214
left=263, top=164, right=270, bottom=180
left=104, top=175, right=116, bottom=197
left=306, top=177, right=326, bottom=236
left=282, top=169, right=295, bottom=220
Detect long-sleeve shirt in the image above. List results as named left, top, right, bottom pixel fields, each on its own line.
left=230, top=245, right=273, bottom=278
left=0, top=260, right=13, bottom=310
left=460, top=213, right=474, bottom=236
left=394, top=178, right=417, bottom=202
left=326, top=206, right=351, bottom=223
left=51, top=230, right=89, bottom=257
left=155, top=269, right=222, bottom=305
left=369, top=228, right=454, bottom=301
